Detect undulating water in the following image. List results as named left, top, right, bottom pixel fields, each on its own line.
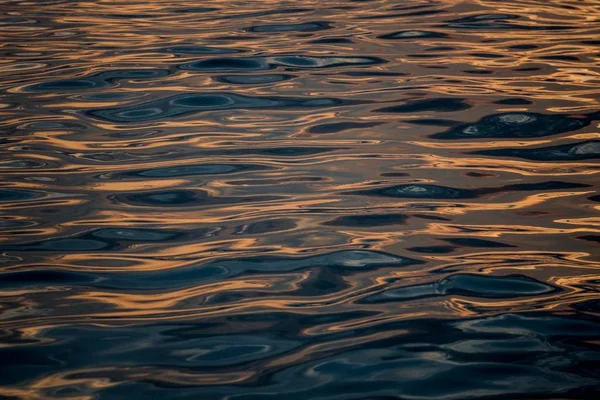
left=1, top=0, right=600, bottom=399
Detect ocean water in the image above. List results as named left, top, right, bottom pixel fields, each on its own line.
left=1, top=0, right=600, bottom=399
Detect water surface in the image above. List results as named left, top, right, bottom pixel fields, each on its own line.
left=1, top=0, right=600, bottom=399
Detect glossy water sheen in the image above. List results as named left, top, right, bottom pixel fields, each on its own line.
left=1, top=1, right=600, bottom=399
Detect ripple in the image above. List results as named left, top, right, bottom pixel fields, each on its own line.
left=270, top=55, right=385, bottom=69
left=22, top=69, right=170, bottom=92
left=349, top=181, right=589, bottom=199
left=0, top=250, right=421, bottom=290
left=445, top=13, right=571, bottom=31
left=307, top=121, right=383, bottom=134
left=378, top=30, right=448, bottom=40
left=0, top=228, right=188, bottom=252
left=120, top=163, right=273, bottom=178
left=0, top=325, right=299, bottom=387
left=493, top=98, right=532, bottom=105
left=408, top=245, right=455, bottom=254
left=324, top=213, right=408, bottom=226
left=246, top=22, right=331, bottom=33
left=431, top=112, right=592, bottom=139
left=309, top=37, right=354, bottom=44
left=181, top=56, right=386, bottom=72
left=442, top=238, right=516, bottom=248
left=0, top=188, right=45, bottom=202
left=0, top=160, right=48, bottom=169
left=456, top=313, right=600, bottom=336
left=475, top=140, right=600, bottom=161
left=111, top=189, right=283, bottom=208
left=406, top=118, right=459, bottom=127
left=235, top=218, right=297, bottom=235
left=352, top=184, right=478, bottom=199
left=375, top=98, right=470, bottom=113
left=161, top=46, right=244, bottom=54
left=87, top=93, right=360, bottom=122
left=216, top=74, right=295, bottom=85
left=363, top=274, right=555, bottom=303
left=181, top=57, right=269, bottom=71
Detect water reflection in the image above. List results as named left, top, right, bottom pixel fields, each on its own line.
left=1, top=0, right=600, bottom=399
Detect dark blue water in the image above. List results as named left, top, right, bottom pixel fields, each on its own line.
left=1, top=0, right=600, bottom=398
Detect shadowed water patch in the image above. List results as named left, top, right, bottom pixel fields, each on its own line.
left=0, top=219, right=37, bottom=230
left=362, top=274, right=556, bottom=303
left=588, top=195, right=600, bottom=203
left=181, top=56, right=386, bottom=72
left=0, top=325, right=301, bottom=386
left=161, top=46, right=244, bottom=54
left=246, top=22, right=331, bottom=33
left=74, top=92, right=141, bottom=101
left=309, top=37, right=354, bottom=44
left=442, top=238, right=516, bottom=248
left=408, top=245, right=455, bottom=254
left=216, top=74, right=295, bottom=85
left=324, top=213, right=408, bottom=226
left=350, top=184, right=477, bottom=199
left=128, top=315, right=597, bottom=400
left=0, top=250, right=421, bottom=290
left=341, top=71, right=406, bottom=77
left=269, top=55, right=386, bottom=70
left=474, top=140, right=600, bottom=161
left=348, top=181, right=589, bottom=199
left=235, top=218, right=297, bottom=235
left=0, top=227, right=190, bottom=252
left=216, top=8, right=312, bottom=20
left=406, top=118, right=460, bottom=127
left=375, top=98, right=470, bottom=113
left=493, top=98, right=532, bottom=105
left=378, top=30, right=448, bottom=40
left=207, top=146, right=343, bottom=157
left=308, top=121, right=383, bottom=134
left=431, top=112, right=595, bottom=139
left=87, top=93, right=362, bottom=122
left=181, top=57, right=269, bottom=71
left=444, top=14, right=571, bottom=31
left=110, top=189, right=283, bottom=208
left=0, top=188, right=45, bottom=202
left=456, top=313, right=600, bottom=336
left=116, top=163, right=274, bottom=178
left=577, top=235, right=600, bottom=245
left=14, top=120, right=87, bottom=131
left=22, top=69, right=170, bottom=92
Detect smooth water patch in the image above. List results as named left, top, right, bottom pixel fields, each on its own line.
left=431, top=112, right=595, bottom=139
left=378, top=30, right=448, bottom=39
left=307, top=121, right=383, bottom=134
left=324, top=213, right=409, bottom=226
left=246, top=22, right=331, bottom=33
left=0, top=250, right=421, bottom=291
left=23, top=69, right=170, bottom=92
left=181, top=56, right=386, bottom=72
left=475, top=140, right=600, bottom=161
left=362, top=273, right=556, bottom=303
left=216, top=74, right=295, bottom=85
left=87, top=93, right=361, bottom=122
left=375, top=98, right=470, bottom=113
left=349, top=181, right=590, bottom=199
left=117, top=163, right=274, bottom=178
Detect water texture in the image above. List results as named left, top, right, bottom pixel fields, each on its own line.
left=1, top=0, right=600, bottom=399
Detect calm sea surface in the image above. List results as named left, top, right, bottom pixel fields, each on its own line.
left=1, top=0, right=600, bottom=399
